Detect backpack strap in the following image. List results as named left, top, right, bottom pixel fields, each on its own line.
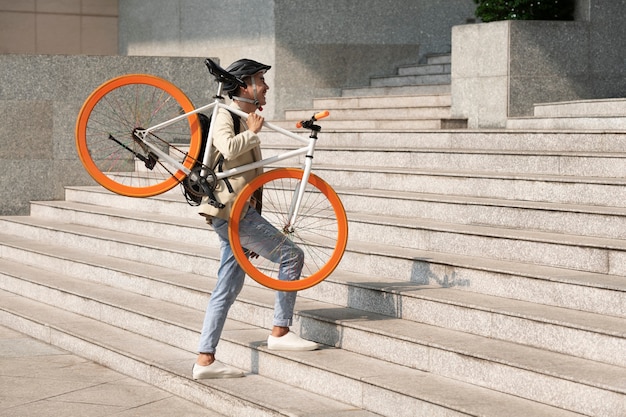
left=213, top=110, right=241, bottom=194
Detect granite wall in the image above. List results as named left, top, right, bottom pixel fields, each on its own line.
left=0, top=54, right=213, bottom=215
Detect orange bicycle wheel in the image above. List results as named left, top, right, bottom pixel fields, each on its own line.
left=75, top=74, right=201, bottom=197
left=229, top=168, right=348, bottom=291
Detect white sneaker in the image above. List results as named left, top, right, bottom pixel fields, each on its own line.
left=192, top=361, right=244, bottom=379
left=267, top=332, right=319, bottom=351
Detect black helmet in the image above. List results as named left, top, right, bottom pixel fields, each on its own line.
left=223, top=59, right=271, bottom=93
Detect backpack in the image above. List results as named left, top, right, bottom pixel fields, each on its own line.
left=182, top=111, right=240, bottom=206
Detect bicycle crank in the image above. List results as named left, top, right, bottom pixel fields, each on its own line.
left=182, top=165, right=224, bottom=208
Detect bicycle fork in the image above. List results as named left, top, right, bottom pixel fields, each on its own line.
left=284, top=136, right=317, bottom=233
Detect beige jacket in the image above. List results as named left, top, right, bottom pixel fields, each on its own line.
left=197, top=103, right=263, bottom=221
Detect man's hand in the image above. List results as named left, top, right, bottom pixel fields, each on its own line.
left=247, top=113, right=264, bottom=133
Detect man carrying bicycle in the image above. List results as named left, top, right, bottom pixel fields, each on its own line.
left=193, top=58, right=318, bottom=380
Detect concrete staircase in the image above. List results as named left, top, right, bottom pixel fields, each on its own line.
left=1, top=55, right=626, bottom=416
left=283, top=54, right=467, bottom=131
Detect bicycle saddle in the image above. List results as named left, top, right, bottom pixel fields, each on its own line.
left=205, top=58, right=246, bottom=91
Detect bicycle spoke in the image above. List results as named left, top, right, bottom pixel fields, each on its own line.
left=76, top=74, right=201, bottom=197
left=229, top=168, right=348, bottom=292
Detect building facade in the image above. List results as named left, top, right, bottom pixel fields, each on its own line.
left=0, top=0, right=118, bottom=55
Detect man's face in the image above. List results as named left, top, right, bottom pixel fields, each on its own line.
left=242, top=72, right=269, bottom=106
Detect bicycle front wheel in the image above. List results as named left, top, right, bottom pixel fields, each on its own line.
left=75, top=74, right=201, bottom=197
left=229, top=168, right=349, bottom=291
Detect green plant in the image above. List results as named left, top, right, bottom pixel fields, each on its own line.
left=474, top=0, right=575, bottom=22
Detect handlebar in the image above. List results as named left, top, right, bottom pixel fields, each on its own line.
left=312, top=110, right=330, bottom=120
left=296, top=110, right=330, bottom=129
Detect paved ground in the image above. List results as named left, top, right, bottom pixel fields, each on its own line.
left=0, top=325, right=222, bottom=417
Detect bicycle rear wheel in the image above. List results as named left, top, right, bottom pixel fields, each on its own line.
left=229, top=168, right=349, bottom=291
left=75, top=74, right=201, bottom=197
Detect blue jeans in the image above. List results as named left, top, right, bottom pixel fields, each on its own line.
left=197, top=206, right=304, bottom=354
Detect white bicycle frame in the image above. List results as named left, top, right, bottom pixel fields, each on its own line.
left=133, top=82, right=318, bottom=229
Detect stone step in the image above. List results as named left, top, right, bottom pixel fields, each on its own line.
left=370, top=73, right=451, bottom=88
left=310, top=94, right=451, bottom=110
left=259, top=127, right=626, bottom=153
left=398, top=62, right=451, bottom=76
left=65, top=186, right=198, bottom=219
left=423, top=53, right=452, bottom=65
left=341, top=83, right=451, bottom=97
left=534, top=98, right=626, bottom=117
left=0, top=254, right=621, bottom=416
left=284, top=106, right=452, bottom=122
left=262, top=145, right=626, bottom=179
left=271, top=117, right=463, bottom=131
left=506, top=116, right=626, bottom=131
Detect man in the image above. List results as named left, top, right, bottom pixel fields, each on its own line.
left=193, top=59, right=318, bottom=380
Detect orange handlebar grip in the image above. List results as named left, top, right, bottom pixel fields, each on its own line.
left=296, top=110, right=330, bottom=128
left=313, top=110, right=330, bottom=120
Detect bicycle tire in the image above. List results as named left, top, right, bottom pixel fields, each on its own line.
left=229, top=168, right=348, bottom=291
left=75, top=74, right=201, bottom=197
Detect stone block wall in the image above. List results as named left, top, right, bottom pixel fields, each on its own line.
left=451, top=0, right=626, bottom=128
left=451, top=20, right=591, bottom=128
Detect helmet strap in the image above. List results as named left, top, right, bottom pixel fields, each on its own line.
left=232, top=73, right=263, bottom=111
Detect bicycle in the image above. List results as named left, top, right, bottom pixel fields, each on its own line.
left=75, top=58, right=348, bottom=292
